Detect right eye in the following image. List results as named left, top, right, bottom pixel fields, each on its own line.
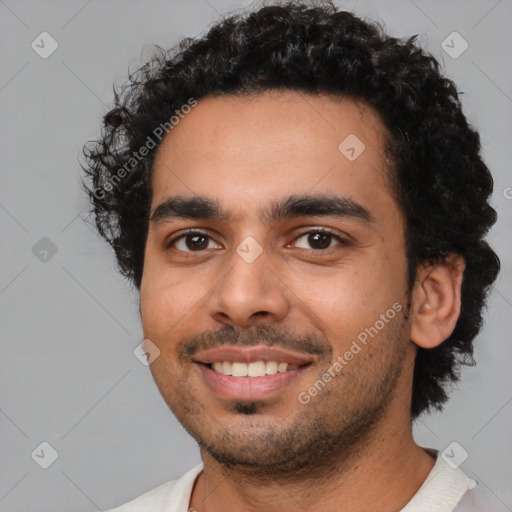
left=167, top=230, right=222, bottom=253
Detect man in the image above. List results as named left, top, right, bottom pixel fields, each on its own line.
left=82, top=2, right=503, bottom=511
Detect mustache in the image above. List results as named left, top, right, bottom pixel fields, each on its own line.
left=178, top=324, right=331, bottom=361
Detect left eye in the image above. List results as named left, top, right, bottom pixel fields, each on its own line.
left=291, top=230, right=344, bottom=250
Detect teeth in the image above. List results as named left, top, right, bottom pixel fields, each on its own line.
left=248, top=361, right=266, bottom=377
left=266, top=361, right=278, bottom=375
left=221, top=361, right=232, bottom=375
left=210, top=360, right=300, bottom=377
left=231, top=362, right=248, bottom=377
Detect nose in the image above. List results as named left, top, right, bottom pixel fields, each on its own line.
left=207, top=247, right=290, bottom=329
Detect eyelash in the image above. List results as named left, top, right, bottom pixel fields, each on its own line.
left=166, top=228, right=348, bottom=253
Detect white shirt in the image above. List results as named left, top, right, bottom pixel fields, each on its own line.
left=105, top=449, right=507, bottom=511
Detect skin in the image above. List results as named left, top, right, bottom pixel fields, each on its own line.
left=139, top=91, right=464, bottom=512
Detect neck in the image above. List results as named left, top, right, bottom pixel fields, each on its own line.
left=189, top=346, right=435, bottom=512
left=189, top=403, right=435, bottom=512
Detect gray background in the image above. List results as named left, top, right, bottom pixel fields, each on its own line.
left=0, top=0, right=511, bottom=510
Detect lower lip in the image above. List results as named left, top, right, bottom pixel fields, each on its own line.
left=196, top=363, right=308, bottom=400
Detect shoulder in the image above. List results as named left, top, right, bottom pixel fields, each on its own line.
left=401, top=448, right=508, bottom=512
left=104, top=464, right=203, bottom=512
left=454, top=482, right=511, bottom=512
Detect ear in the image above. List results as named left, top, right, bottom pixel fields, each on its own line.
left=410, top=254, right=465, bottom=349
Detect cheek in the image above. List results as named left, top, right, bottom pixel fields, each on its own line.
left=140, top=281, right=179, bottom=345
left=279, top=264, right=407, bottom=362
left=140, top=274, right=193, bottom=387
left=140, top=256, right=202, bottom=335
left=286, top=260, right=404, bottom=322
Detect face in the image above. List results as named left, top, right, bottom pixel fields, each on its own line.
left=140, top=91, right=414, bottom=475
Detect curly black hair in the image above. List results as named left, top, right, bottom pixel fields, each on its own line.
left=82, top=1, right=500, bottom=420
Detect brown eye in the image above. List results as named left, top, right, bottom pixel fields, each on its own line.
left=168, top=231, right=221, bottom=252
left=307, top=232, right=332, bottom=249
left=184, top=234, right=209, bottom=251
left=292, top=230, right=345, bottom=251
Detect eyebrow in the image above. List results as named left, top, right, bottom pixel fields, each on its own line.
left=150, top=193, right=375, bottom=225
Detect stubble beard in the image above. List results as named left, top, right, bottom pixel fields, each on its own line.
left=177, top=340, right=407, bottom=480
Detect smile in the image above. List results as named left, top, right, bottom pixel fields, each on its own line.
left=193, top=345, right=315, bottom=400
left=209, top=360, right=299, bottom=377
left=196, top=362, right=310, bottom=400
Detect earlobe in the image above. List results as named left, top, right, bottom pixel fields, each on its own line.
left=410, top=254, right=465, bottom=349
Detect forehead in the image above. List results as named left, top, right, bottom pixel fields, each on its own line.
left=150, top=91, right=394, bottom=218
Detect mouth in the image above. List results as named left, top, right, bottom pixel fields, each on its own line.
left=207, top=360, right=302, bottom=377
left=193, top=345, right=314, bottom=400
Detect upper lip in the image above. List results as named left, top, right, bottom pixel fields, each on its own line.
left=193, top=345, right=314, bottom=366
